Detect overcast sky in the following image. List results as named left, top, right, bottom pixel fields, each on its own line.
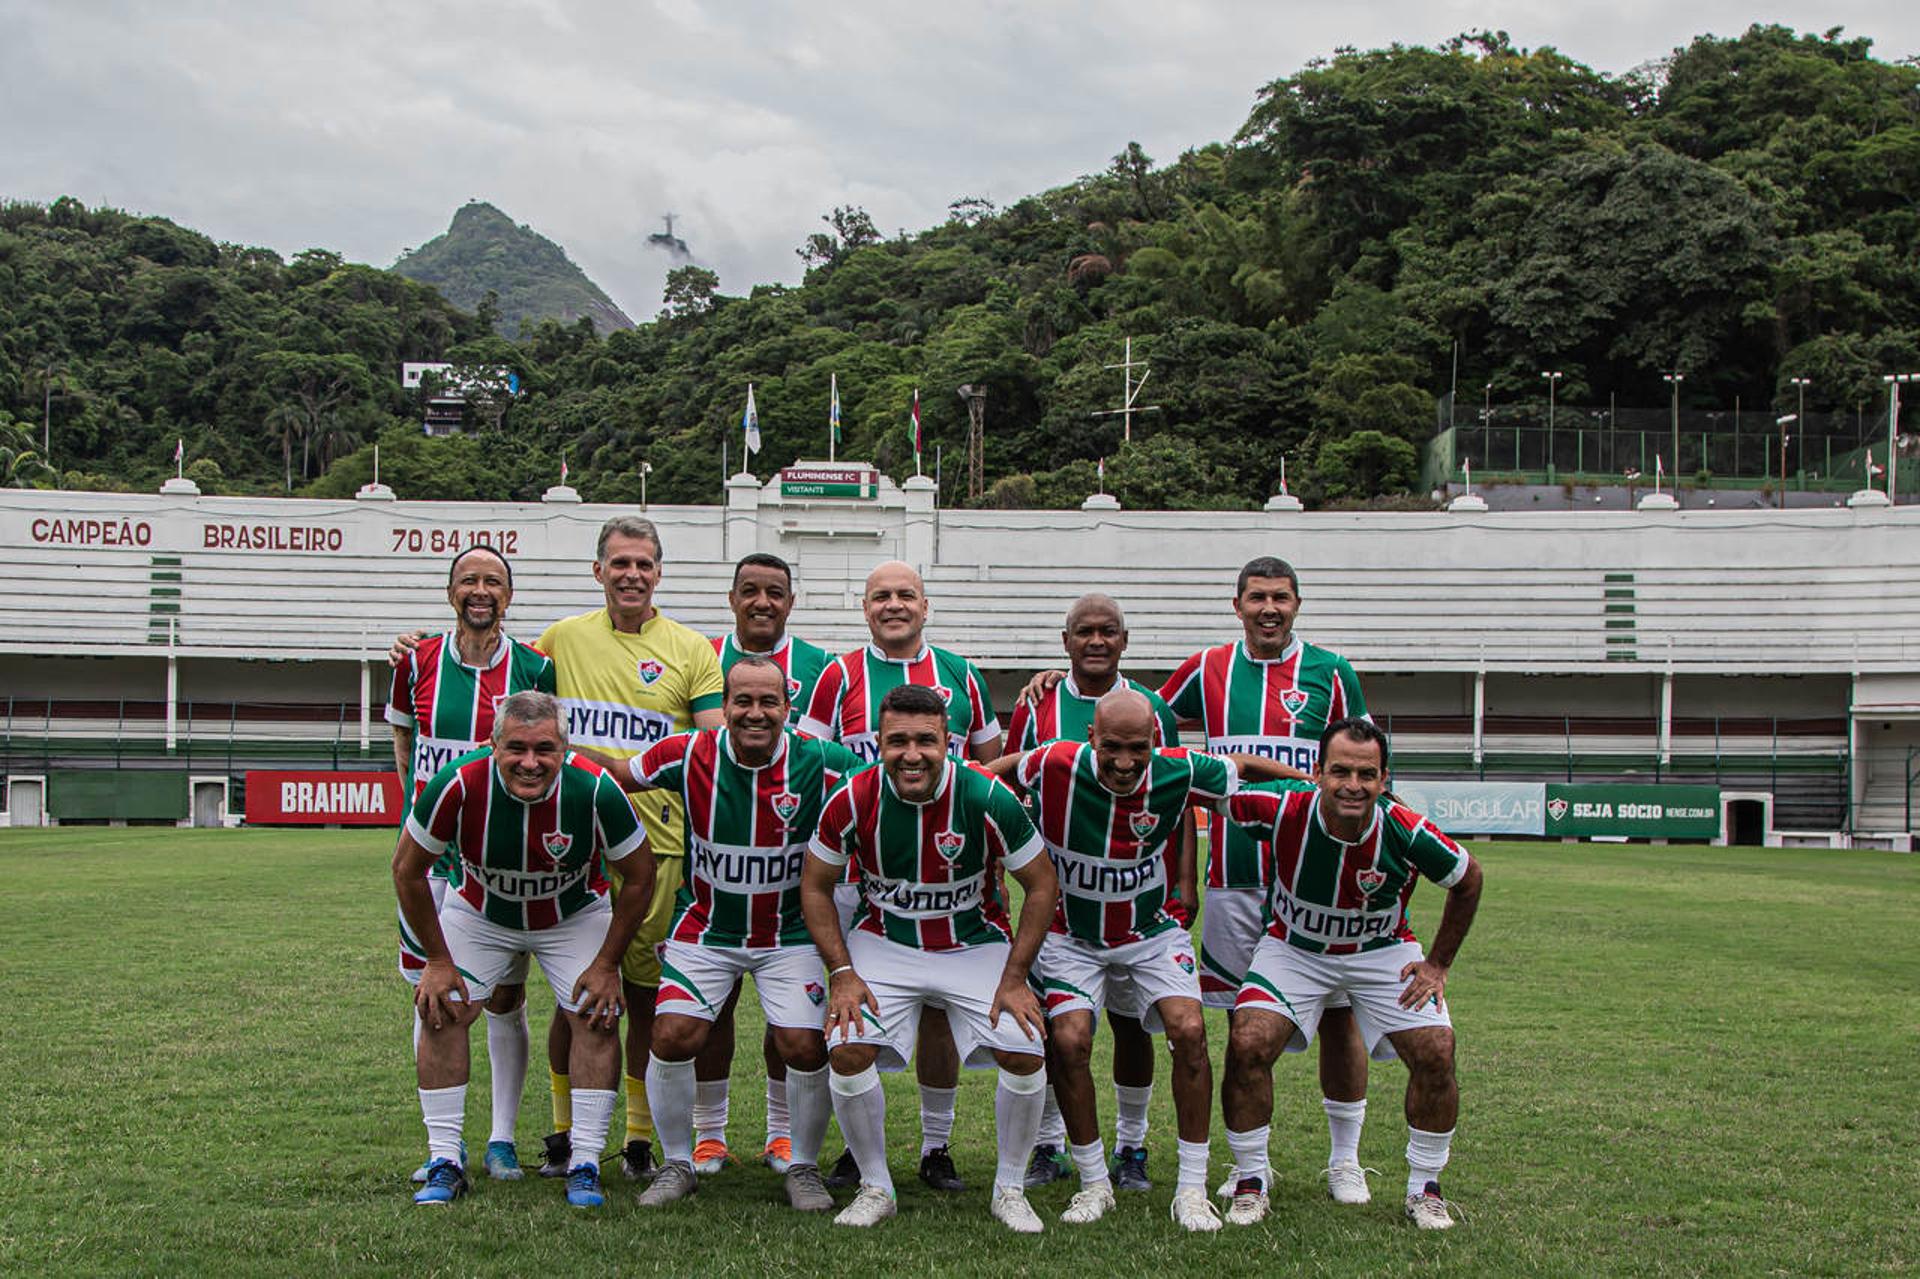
left=4, top=2, right=1916, bottom=322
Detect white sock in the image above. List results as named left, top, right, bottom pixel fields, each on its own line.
left=1324, top=1097, right=1366, bottom=1167
left=993, top=1067, right=1047, bottom=1192
left=645, top=1055, right=698, bottom=1167
left=419, top=1084, right=466, bottom=1164
left=830, top=1066, right=893, bottom=1195
left=785, top=1065, right=830, bottom=1167
left=765, top=1076, right=791, bottom=1145
left=919, top=1084, right=957, bottom=1155
left=1069, top=1139, right=1109, bottom=1189
left=1176, top=1137, right=1210, bottom=1193
left=1225, top=1125, right=1271, bottom=1192
left=1113, top=1082, right=1152, bottom=1149
left=567, top=1088, right=616, bottom=1171
left=485, top=1008, right=529, bottom=1146
left=1036, top=1087, right=1067, bottom=1147
left=1406, top=1125, right=1454, bottom=1197
left=693, top=1078, right=730, bottom=1146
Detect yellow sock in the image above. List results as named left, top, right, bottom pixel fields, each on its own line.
left=625, top=1072, right=653, bottom=1143
left=549, top=1070, right=571, bottom=1132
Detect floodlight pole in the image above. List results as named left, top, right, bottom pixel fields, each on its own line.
left=1540, top=371, right=1562, bottom=479
left=1775, top=415, right=1796, bottom=509
left=1664, top=372, right=1685, bottom=494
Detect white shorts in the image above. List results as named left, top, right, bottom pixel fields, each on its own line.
left=398, top=876, right=529, bottom=989
left=1037, top=931, right=1201, bottom=1034
left=1201, top=887, right=1347, bottom=1012
left=835, top=930, right=1045, bottom=1070
left=656, top=940, right=827, bottom=1032
left=1233, top=936, right=1451, bottom=1062
left=833, top=882, right=861, bottom=936
left=438, top=898, right=609, bottom=1013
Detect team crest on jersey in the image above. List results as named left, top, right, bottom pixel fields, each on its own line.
left=770, top=790, right=801, bottom=825
left=1128, top=810, right=1158, bottom=838
left=1355, top=868, right=1387, bottom=898
left=933, top=830, right=965, bottom=861
left=804, top=980, right=825, bottom=1007
left=542, top=832, right=575, bottom=859
left=637, top=658, right=666, bottom=686
left=786, top=677, right=802, bottom=701
left=932, top=684, right=954, bottom=705
left=1174, top=950, right=1196, bottom=975
left=1547, top=797, right=1569, bottom=821
left=1280, top=687, right=1309, bottom=715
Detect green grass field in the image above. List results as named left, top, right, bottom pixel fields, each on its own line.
left=1, top=829, right=1913, bottom=1276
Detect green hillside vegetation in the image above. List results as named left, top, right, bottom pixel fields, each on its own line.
left=2, top=26, right=1917, bottom=507
left=392, top=201, right=634, bottom=340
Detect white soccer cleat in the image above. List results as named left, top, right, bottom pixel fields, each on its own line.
left=1323, top=1161, right=1377, bottom=1205
left=833, top=1184, right=897, bottom=1228
left=1170, top=1186, right=1224, bottom=1232
left=1060, top=1182, right=1116, bottom=1225
left=1224, top=1178, right=1269, bottom=1226
left=1405, top=1182, right=1461, bottom=1230
left=990, top=1184, right=1046, bottom=1234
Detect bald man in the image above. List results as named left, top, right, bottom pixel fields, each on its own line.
left=799, top=559, right=1003, bottom=1192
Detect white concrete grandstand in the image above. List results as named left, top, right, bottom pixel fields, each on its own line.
left=1, top=474, right=1914, bottom=840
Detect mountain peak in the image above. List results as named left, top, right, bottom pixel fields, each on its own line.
left=395, top=202, right=634, bottom=338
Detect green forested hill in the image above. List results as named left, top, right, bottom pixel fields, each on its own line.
left=392, top=202, right=634, bottom=340
left=3, top=26, right=1917, bottom=507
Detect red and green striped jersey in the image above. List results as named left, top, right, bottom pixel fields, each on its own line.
left=1005, top=675, right=1179, bottom=753
left=406, top=747, right=645, bottom=930
left=1159, top=637, right=1367, bottom=890
left=1221, top=781, right=1469, bottom=955
left=712, top=632, right=833, bottom=727
left=633, top=727, right=865, bottom=949
left=1016, top=741, right=1235, bottom=948
left=809, top=758, right=1043, bottom=952
left=799, top=643, right=1001, bottom=765
left=386, top=633, right=556, bottom=796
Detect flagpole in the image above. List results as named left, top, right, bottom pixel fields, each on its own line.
left=829, top=372, right=838, bottom=464
left=912, top=387, right=923, bottom=477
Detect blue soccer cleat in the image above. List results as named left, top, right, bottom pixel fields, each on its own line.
left=566, top=1163, right=606, bottom=1208
left=484, top=1140, right=524, bottom=1181
left=412, top=1157, right=469, bottom=1206
left=411, top=1139, right=467, bottom=1184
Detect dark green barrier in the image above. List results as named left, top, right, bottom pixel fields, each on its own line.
left=49, top=770, right=187, bottom=821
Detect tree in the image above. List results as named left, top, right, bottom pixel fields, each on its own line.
left=255, top=352, right=373, bottom=481
left=661, top=265, right=721, bottom=319
left=1312, top=430, right=1420, bottom=499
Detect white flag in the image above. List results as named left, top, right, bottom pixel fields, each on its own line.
left=742, top=384, right=761, bottom=455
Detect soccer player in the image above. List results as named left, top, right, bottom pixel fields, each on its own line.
left=394, top=692, right=656, bottom=1210
left=535, top=516, right=724, bottom=1180
left=694, top=553, right=836, bottom=1177
left=1006, top=593, right=1185, bottom=1193
left=798, top=685, right=1061, bottom=1231
left=1002, top=689, right=1238, bottom=1230
left=579, top=656, right=854, bottom=1213
left=1216, top=718, right=1482, bottom=1230
left=387, top=544, right=554, bottom=1183
left=798, top=559, right=1002, bottom=1192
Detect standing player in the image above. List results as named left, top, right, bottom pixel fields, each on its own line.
left=388, top=544, right=554, bottom=1184
left=535, top=516, right=724, bottom=1181
left=1160, top=557, right=1378, bottom=1204
left=799, top=685, right=1061, bottom=1231
left=1007, top=594, right=1186, bottom=1193
left=693, top=552, right=836, bottom=1176
left=798, top=559, right=1002, bottom=1191
left=579, top=656, right=856, bottom=1213
left=1216, top=719, right=1482, bottom=1230
left=396, top=692, right=656, bottom=1210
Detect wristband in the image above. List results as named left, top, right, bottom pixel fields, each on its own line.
left=828, top=964, right=854, bottom=978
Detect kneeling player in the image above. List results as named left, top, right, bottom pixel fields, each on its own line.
left=800, top=685, right=1061, bottom=1232
left=1217, top=719, right=1483, bottom=1230
left=394, top=692, right=655, bottom=1210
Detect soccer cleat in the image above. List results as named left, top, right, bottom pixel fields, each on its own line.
left=691, top=1138, right=731, bottom=1175
left=1112, top=1145, right=1151, bottom=1191
left=1060, top=1182, right=1116, bottom=1225
left=538, top=1131, right=571, bottom=1178
left=1170, top=1186, right=1224, bottom=1232
left=784, top=1164, right=834, bottom=1213
left=824, top=1147, right=861, bottom=1190
left=918, top=1144, right=965, bottom=1192
left=1323, top=1161, right=1377, bottom=1205
left=412, top=1139, right=467, bottom=1183
left=1023, top=1143, right=1073, bottom=1188
left=762, top=1136, right=794, bottom=1175
left=619, top=1138, right=656, bottom=1181
left=565, top=1163, right=606, bottom=1208
left=1405, top=1181, right=1461, bottom=1230
left=989, top=1184, right=1045, bottom=1234
left=635, top=1161, right=697, bottom=1207
left=833, top=1184, right=897, bottom=1228
left=411, top=1157, right=468, bottom=1206
left=1224, top=1176, right=1269, bottom=1226
left=483, top=1140, right=523, bottom=1181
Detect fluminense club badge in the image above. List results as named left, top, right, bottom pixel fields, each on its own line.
left=786, top=677, right=802, bottom=701
left=770, top=790, right=801, bottom=825
left=1174, top=951, right=1196, bottom=975
left=542, top=832, right=575, bottom=858
left=1355, top=868, right=1387, bottom=897
left=1547, top=797, right=1569, bottom=822
left=637, top=658, right=666, bottom=686
left=804, top=980, right=825, bottom=1007
left=933, top=684, right=953, bottom=705
left=1280, top=687, right=1309, bottom=715
left=1128, top=810, right=1158, bottom=838
left=934, top=830, right=965, bottom=861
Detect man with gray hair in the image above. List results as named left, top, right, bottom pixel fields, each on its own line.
left=394, top=691, right=657, bottom=1211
